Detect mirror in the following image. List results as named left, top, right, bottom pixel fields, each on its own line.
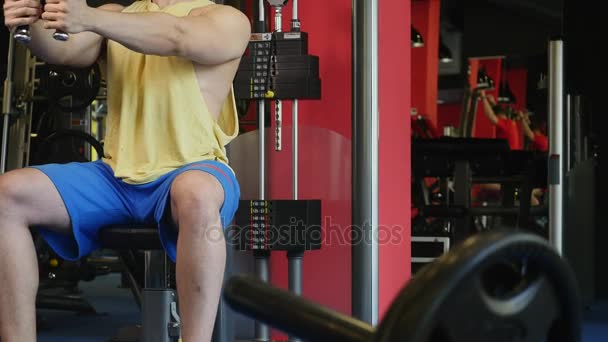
left=410, top=0, right=563, bottom=263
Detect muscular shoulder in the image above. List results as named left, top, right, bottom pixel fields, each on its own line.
left=495, top=117, right=507, bottom=128
left=190, top=4, right=250, bottom=29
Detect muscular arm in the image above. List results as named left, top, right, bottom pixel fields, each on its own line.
left=519, top=113, right=535, bottom=141
left=480, top=95, right=499, bottom=125
left=27, top=3, right=124, bottom=67
left=86, top=4, right=251, bottom=65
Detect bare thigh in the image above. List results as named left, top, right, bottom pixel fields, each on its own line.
left=0, top=168, right=71, bottom=234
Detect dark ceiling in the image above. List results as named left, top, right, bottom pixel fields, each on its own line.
left=463, top=0, right=563, bottom=58
left=439, top=0, right=563, bottom=59
left=438, top=0, right=563, bottom=97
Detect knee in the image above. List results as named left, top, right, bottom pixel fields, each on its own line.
left=170, top=171, right=225, bottom=227
left=0, top=173, right=30, bottom=228
left=0, top=173, right=22, bottom=212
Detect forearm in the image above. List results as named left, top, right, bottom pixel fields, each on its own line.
left=481, top=97, right=497, bottom=124
left=481, top=97, right=492, bottom=115
left=88, top=10, right=182, bottom=56
left=26, top=20, right=102, bottom=67
left=521, top=121, right=535, bottom=141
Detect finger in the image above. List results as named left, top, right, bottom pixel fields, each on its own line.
left=42, top=18, right=65, bottom=30
left=44, top=3, right=65, bottom=13
left=5, top=16, right=37, bottom=28
left=4, top=6, right=39, bottom=18
left=3, top=0, right=40, bottom=11
left=45, top=0, right=61, bottom=4
left=41, top=11, right=63, bottom=21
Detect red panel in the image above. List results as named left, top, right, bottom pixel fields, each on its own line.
left=506, top=68, right=528, bottom=112
left=411, top=0, right=440, bottom=126
left=438, top=103, right=461, bottom=132
left=379, top=0, right=411, bottom=318
left=468, top=59, right=479, bottom=88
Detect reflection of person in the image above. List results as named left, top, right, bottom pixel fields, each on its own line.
left=518, top=110, right=548, bottom=152
left=476, top=91, right=545, bottom=208
left=518, top=110, right=548, bottom=206
left=476, top=90, right=515, bottom=203
left=480, top=90, right=520, bottom=150
left=2, top=0, right=250, bottom=341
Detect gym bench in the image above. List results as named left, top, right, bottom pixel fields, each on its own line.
left=99, top=225, right=181, bottom=342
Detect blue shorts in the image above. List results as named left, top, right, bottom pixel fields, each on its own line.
left=30, top=160, right=240, bottom=263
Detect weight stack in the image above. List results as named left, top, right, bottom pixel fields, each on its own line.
left=232, top=200, right=322, bottom=252
left=234, top=32, right=322, bottom=100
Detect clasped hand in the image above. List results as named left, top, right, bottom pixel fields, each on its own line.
left=516, top=110, right=531, bottom=124
left=3, top=0, right=93, bottom=34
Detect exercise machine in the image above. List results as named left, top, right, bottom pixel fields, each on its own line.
left=1, top=29, right=35, bottom=173
left=457, top=67, right=495, bottom=138
left=230, top=0, right=323, bottom=340
left=410, top=137, right=548, bottom=271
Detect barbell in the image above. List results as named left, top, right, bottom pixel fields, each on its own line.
left=223, top=229, right=582, bottom=342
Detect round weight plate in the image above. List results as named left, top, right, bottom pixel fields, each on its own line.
left=32, top=129, right=104, bottom=165
left=374, top=230, right=582, bottom=342
left=41, top=63, right=101, bottom=112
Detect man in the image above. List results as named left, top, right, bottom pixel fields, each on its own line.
left=518, top=110, right=548, bottom=206
left=479, top=89, right=521, bottom=150
left=475, top=90, right=521, bottom=199
left=518, top=110, right=548, bottom=152
left=1, top=0, right=250, bottom=340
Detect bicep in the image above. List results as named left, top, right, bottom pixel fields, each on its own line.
left=480, top=100, right=498, bottom=125
left=180, top=6, right=251, bottom=65
left=495, top=119, right=506, bottom=131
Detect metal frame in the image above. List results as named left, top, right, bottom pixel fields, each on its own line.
left=2, top=33, right=36, bottom=174
left=253, top=1, right=270, bottom=340
left=411, top=236, right=451, bottom=264
left=548, top=39, right=564, bottom=255
left=352, top=0, right=379, bottom=325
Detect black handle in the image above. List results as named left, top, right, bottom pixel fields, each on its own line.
left=13, top=25, right=69, bottom=42
left=223, top=275, right=374, bottom=342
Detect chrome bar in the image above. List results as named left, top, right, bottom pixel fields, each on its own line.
left=548, top=39, right=564, bottom=255
left=1, top=32, right=17, bottom=174
left=352, top=0, right=379, bottom=325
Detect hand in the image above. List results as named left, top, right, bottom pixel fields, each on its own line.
left=519, top=110, right=531, bottom=124
left=3, top=0, right=42, bottom=29
left=480, top=89, right=486, bottom=97
left=41, top=0, right=94, bottom=34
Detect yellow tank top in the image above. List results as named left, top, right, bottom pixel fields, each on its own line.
left=102, top=0, right=239, bottom=184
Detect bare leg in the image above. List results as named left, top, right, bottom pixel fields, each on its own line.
left=0, top=169, right=71, bottom=342
left=170, top=171, right=226, bottom=342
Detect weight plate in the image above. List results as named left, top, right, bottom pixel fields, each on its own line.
left=40, top=63, right=102, bottom=112
left=374, top=230, right=582, bottom=342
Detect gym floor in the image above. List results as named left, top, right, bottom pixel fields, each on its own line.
left=37, top=274, right=140, bottom=342
left=35, top=273, right=608, bottom=342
